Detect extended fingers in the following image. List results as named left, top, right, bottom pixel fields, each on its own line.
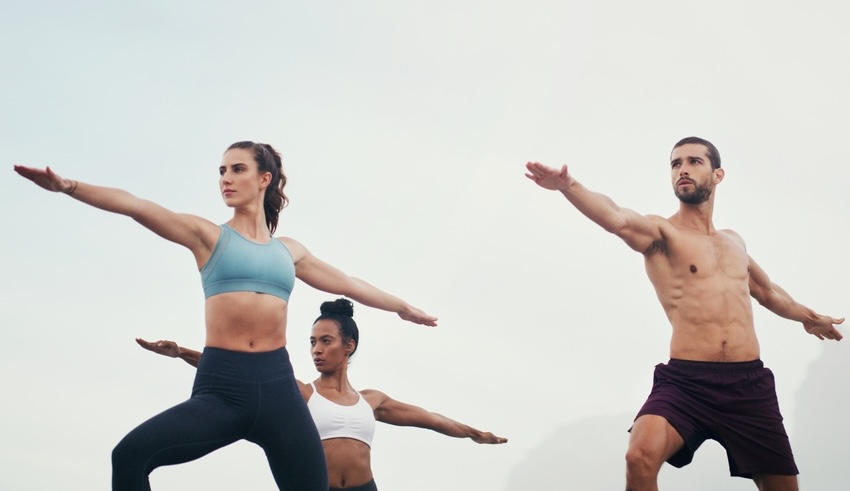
left=13, top=165, right=39, bottom=180
left=135, top=337, right=157, bottom=351
left=820, top=317, right=844, bottom=341
left=813, top=327, right=843, bottom=341
left=525, top=161, right=554, bottom=175
left=491, top=434, right=508, bottom=444
left=525, top=162, right=542, bottom=180
left=401, top=308, right=438, bottom=327
left=525, top=162, right=562, bottom=186
left=413, top=316, right=438, bottom=327
left=477, top=432, right=508, bottom=444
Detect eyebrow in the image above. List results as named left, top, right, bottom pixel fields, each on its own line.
left=671, top=155, right=704, bottom=164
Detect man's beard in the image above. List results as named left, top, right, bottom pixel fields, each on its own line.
left=675, top=180, right=712, bottom=204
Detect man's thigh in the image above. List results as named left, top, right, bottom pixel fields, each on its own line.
left=752, top=473, right=798, bottom=491
left=628, top=414, right=685, bottom=464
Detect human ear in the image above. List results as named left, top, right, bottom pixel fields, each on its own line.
left=259, top=171, right=272, bottom=189
left=714, top=168, right=725, bottom=183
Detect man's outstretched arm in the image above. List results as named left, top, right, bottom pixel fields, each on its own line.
left=747, top=257, right=844, bottom=341
left=525, top=162, right=665, bottom=253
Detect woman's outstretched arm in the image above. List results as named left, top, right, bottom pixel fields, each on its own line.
left=15, top=166, right=218, bottom=257
left=362, top=389, right=507, bottom=444
left=135, top=338, right=312, bottom=399
left=282, top=237, right=437, bottom=327
left=135, top=338, right=202, bottom=367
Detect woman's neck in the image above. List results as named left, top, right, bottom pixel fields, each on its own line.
left=315, top=368, right=354, bottom=393
left=228, top=209, right=270, bottom=240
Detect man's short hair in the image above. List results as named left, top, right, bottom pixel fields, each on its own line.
left=673, top=137, right=721, bottom=169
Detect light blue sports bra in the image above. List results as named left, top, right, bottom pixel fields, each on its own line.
left=200, top=224, right=295, bottom=301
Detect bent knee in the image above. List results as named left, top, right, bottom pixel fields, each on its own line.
left=112, top=435, right=148, bottom=472
left=112, top=439, right=134, bottom=468
left=625, top=444, right=665, bottom=474
left=111, top=438, right=152, bottom=489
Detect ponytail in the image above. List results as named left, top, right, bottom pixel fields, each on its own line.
left=226, top=141, right=288, bottom=234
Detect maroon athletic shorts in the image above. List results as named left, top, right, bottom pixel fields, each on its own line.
left=633, top=359, right=798, bottom=478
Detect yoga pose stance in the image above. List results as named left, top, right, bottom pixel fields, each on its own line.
left=137, top=298, right=506, bottom=491
left=525, top=136, right=843, bottom=491
left=14, top=142, right=436, bottom=491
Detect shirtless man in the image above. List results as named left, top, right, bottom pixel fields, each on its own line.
left=525, top=136, right=844, bottom=491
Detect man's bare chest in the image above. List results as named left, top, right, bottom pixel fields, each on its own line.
left=670, top=233, right=750, bottom=280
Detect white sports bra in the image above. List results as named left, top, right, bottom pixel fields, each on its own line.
left=307, top=383, right=376, bottom=447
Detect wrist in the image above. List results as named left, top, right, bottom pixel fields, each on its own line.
left=559, top=178, right=578, bottom=193
left=397, top=302, right=420, bottom=322
left=62, top=179, right=78, bottom=195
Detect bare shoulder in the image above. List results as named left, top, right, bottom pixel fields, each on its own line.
left=277, top=236, right=302, bottom=248
left=298, top=379, right=314, bottom=402
left=178, top=212, right=218, bottom=227
left=643, top=213, right=680, bottom=237
left=159, top=212, right=218, bottom=236
left=646, top=214, right=672, bottom=227
left=359, top=388, right=389, bottom=410
left=278, top=236, right=307, bottom=261
left=188, top=214, right=222, bottom=241
left=718, top=229, right=746, bottom=247
left=166, top=214, right=221, bottom=253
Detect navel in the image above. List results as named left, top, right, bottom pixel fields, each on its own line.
left=689, top=265, right=698, bottom=273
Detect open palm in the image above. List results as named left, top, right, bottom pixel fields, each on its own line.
left=525, top=162, right=572, bottom=191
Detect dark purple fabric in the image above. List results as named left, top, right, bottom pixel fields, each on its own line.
left=634, top=358, right=798, bottom=478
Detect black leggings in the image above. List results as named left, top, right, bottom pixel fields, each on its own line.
left=112, top=347, right=327, bottom=490
left=330, top=479, right=378, bottom=491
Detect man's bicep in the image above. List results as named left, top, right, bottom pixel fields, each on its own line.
left=616, top=211, right=666, bottom=253
left=748, top=256, right=774, bottom=303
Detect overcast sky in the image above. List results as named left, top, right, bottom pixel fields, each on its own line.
left=2, top=1, right=848, bottom=490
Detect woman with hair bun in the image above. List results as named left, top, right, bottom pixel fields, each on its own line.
left=15, top=142, right=436, bottom=491
left=138, top=298, right=505, bottom=490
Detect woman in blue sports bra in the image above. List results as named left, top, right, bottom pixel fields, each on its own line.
left=14, top=142, right=437, bottom=491
left=137, top=298, right=506, bottom=491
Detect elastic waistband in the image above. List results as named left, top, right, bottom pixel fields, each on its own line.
left=668, top=358, right=764, bottom=372
left=197, top=346, right=292, bottom=382
left=330, top=479, right=377, bottom=491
